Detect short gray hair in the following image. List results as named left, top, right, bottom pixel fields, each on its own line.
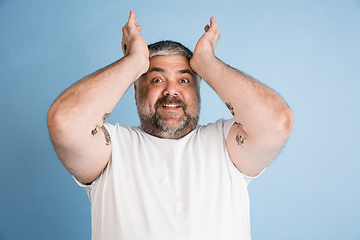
left=138, top=40, right=201, bottom=86
left=148, top=40, right=193, bottom=60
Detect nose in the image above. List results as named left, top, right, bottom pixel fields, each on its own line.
left=162, top=81, right=178, bottom=96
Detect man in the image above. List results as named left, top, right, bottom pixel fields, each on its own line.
left=47, top=10, right=293, bottom=240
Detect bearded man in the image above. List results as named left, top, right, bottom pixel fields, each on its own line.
left=47, top=10, right=293, bottom=240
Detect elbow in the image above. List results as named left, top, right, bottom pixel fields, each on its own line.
left=279, top=107, right=294, bottom=137
left=47, top=104, right=72, bottom=142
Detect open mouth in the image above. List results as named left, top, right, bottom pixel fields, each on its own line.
left=155, top=96, right=185, bottom=111
left=162, top=104, right=181, bottom=108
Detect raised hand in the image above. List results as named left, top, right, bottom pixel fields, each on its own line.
left=191, top=16, right=221, bottom=64
left=121, top=10, right=149, bottom=74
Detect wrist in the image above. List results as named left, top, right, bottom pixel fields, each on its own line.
left=125, top=53, right=149, bottom=79
left=190, top=52, right=217, bottom=75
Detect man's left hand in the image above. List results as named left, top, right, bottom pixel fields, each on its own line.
left=191, top=16, right=221, bottom=71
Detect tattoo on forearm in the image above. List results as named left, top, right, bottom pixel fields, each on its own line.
left=233, top=121, right=243, bottom=128
left=225, top=102, right=235, bottom=116
left=91, top=112, right=111, bottom=146
left=102, top=113, right=110, bottom=123
left=101, top=125, right=111, bottom=146
left=91, top=126, right=100, bottom=136
left=235, top=132, right=246, bottom=148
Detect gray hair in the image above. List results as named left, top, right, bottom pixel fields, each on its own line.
left=136, top=40, right=202, bottom=86
left=148, top=40, right=193, bottom=60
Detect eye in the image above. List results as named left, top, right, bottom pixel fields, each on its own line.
left=152, top=78, right=163, bottom=83
left=179, top=79, right=189, bottom=83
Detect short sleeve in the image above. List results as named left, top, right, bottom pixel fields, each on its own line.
left=72, top=175, right=94, bottom=200
left=71, top=122, right=113, bottom=200
left=222, top=118, right=236, bottom=140
left=221, top=118, right=265, bottom=185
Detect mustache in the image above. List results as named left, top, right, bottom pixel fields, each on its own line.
left=154, top=96, right=186, bottom=110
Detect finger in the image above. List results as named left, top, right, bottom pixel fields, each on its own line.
left=127, top=11, right=141, bottom=33
left=123, top=12, right=139, bottom=36
left=122, top=12, right=133, bottom=34
left=129, top=10, right=135, bottom=20
left=209, top=16, right=218, bottom=29
left=136, top=25, right=142, bottom=32
left=209, top=16, right=220, bottom=40
left=127, top=10, right=136, bottom=25
left=134, top=17, right=139, bottom=26
left=204, top=24, right=210, bottom=32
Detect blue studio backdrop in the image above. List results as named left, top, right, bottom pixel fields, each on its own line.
left=1, top=0, right=359, bottom=239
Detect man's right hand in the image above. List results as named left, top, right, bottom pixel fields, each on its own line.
left=47, top=11, right=151, bottom=184
left=121, top=10, right=149, bottom=76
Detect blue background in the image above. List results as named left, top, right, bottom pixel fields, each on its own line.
left=1, top=0, right=359, bottom=239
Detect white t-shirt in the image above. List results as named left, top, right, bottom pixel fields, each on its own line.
left=77, top=119, right=258, bottom=240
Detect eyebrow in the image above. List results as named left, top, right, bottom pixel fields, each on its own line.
left=178, top=69, right=194, bottom=76
left=148, top=67, right=165, bottom=73
left=148, top=67, right=194, bottom=76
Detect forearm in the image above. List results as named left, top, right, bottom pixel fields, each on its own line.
left=192, top=54, right=293, bottom=137
left=47, top=11, right=149, bottom=183
left=190, top=16, right=293, bottom=176
left=48, top=54, right=145, bottom=146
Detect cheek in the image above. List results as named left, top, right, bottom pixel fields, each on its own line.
left=138, top=87, right=153, bottom=102
left=138, top=90, right=160, bottom=111
left=145, top=86, right=164, bottom=98
left=137, top=98, right=153, bottom=116
left=184, top=90, right=200, bottom=111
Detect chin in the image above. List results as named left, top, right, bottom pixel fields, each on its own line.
left=137, top=104, right=200, bottom=139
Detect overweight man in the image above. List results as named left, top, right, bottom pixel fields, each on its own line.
left=47, top=10, right=293, bottom=240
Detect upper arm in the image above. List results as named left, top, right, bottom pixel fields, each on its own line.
left=226, top=115, right=293, bottom=177
left=47, top=111, right=112, bottom=184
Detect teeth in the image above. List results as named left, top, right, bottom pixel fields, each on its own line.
left=163, top=104, right=179, bottom=108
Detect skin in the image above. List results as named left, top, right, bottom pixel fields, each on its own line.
left=47, top=10, right=293, bottom=184
left=135, top=55, right=200, bottom=139
left=47, top=11, right=148, bottom=184
left=190, top=16, right=294, bottom=176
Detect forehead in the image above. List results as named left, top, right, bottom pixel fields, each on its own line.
left=147, top=55, right=192, bottom=73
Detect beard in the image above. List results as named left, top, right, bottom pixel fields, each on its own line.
left=136, top=95, right=200, bottom=139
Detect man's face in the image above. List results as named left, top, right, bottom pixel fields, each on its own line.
left=135, top=55, right=200, bottom=139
